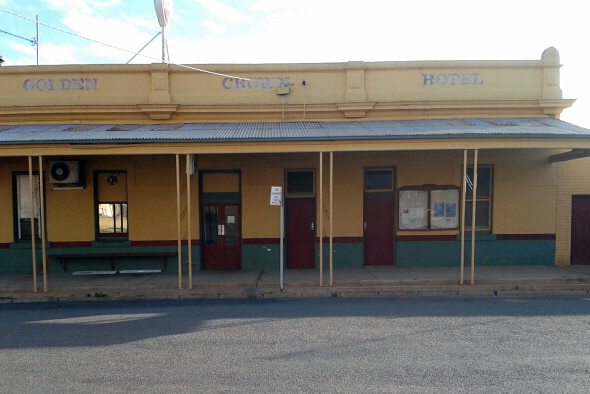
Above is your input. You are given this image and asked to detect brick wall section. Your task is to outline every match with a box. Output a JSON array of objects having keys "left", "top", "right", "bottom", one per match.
[{"left": 555, "top": 157, "right": 590, "bottom": 266}]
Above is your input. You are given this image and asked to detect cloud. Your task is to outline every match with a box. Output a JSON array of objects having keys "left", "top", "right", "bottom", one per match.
[
  {"left": 192, "top": 0, "right": 248, "bottom": 36},
  {"left": 14, "top": 0, "right": 157, "bottom": 64}
]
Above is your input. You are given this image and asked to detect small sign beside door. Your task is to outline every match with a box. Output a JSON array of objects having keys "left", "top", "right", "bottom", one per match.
[{"left": 270, "top": 186, "right": 283, "bottom": 206}]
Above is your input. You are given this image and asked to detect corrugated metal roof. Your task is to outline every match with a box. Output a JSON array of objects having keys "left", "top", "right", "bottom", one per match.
[{"left": 0, "top": 119, "right": 589, "bottom": 145}]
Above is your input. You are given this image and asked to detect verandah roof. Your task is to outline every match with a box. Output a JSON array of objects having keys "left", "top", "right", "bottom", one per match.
[{"left": 1, "top": 118, "right": 589, "bottom": 145}]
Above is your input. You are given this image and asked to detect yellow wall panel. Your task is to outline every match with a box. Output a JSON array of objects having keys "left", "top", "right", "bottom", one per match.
[
  {"left": 493, "top": 185, "right": 556, "bottom": 233},
  {"left": 135, "top": 155, "right": 177, "bottom": 186},
  {"left": 129, "top": 186, "right": 179, "bottom": 240},
  {"left": 202, "top": 173, "right": 240, "bottom": 193},
  {"left": 45, "top": 187, "right": 95, "bottom": 242},
  {"left": 242, "top": 185, "right": 281, "bottom": 238},
  {"left": 96, "top": 172, "right": 127, "bottom": 201}
]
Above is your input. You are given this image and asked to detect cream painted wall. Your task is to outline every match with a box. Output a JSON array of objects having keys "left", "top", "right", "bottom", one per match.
[
  {"left": 0, "top": 67, "right": 150, "bottom": 108},
  {"left": 0, "top": 48, "right": 569, "bottom": 124},
  {"left": 365, "top": 66, "right": 542, "bottom": 103}
]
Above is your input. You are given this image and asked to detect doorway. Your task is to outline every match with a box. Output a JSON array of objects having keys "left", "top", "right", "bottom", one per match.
[
  {"left": 285, "top": 170, "right": 316, "bottom": 269},
  {"left": 286, "top": 198, "right": 316, "bottom": 269},
  {"left": 202, "top": 203, "right": 241, "bottom": 270},
  {"left": 363, "top": 168, "right": 395, "bottom": 265},
  {"left": 571, "top": 195, "right": 590, "bottom": 265},
  {"left": 200, "top": 171, "right": 241, "bottom": 270}
]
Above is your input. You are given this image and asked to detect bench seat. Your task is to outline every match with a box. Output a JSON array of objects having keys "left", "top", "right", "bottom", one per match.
[{"left": 47, "top": 249, "right": 177, "bottom": 272}]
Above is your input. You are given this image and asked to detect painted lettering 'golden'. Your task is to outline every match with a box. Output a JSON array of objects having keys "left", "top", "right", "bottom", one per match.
[{"left": 23, "top": 78, "right": 98, "bottom": 92}]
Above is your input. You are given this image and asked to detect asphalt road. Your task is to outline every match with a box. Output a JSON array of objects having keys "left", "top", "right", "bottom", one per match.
[{"left": 1, "top": 296, "right": 589, "bottom": 393}]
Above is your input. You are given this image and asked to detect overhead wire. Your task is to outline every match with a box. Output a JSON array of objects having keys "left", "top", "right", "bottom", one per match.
[{"left": 0, "top": 7, "right": 250, "bottom": 81}]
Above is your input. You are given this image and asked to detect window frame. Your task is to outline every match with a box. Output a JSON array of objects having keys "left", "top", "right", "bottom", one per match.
[
  {"left": 285, "top": 169, "right": 315, "bottom": 198},
  {"left": 97, "top": 202, "right": 128, "bottom": 236},
  {"left": 398, "top": 185, "right": 460, "bottom": 230},
  {"left": 95, "top": 171, "right": 128, "bottom": 239},
  {"left": 364, "top": 168, "right": 394, "bottom": 192},
  {"left": 464, "top": 165, "right": 493, "bottom": 231},
  {"left": 13, "top": 172, "right": 44, "bottom": 241}
]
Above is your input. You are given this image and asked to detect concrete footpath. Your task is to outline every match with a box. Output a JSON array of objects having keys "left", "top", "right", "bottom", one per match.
[{"left": 1, "top": 265, "right": 590, "bottom": 303}]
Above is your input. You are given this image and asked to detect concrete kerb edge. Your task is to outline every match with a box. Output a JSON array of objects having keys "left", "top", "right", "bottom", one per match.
[{"left": 2, "top": 280, "right": 589, "bottom": 303}]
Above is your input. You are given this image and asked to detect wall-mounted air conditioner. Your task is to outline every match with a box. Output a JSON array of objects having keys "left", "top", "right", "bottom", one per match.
[{"left": 49, "top": 161, "right": 81, "bottom": 184}]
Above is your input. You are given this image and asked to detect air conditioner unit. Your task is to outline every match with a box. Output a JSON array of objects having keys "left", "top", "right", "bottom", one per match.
[{"left": 49, "top": 161, "right": 81, "bottom": 184}]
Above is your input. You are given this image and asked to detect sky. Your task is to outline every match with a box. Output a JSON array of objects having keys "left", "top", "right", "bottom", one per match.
[{"left": 1, "top": 0, "right": 589, "bottom": 128}]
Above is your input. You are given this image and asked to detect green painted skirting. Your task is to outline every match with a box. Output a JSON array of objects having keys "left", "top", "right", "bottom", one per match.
[
  {"left": 0, "top": 245, "right": 200, "bottom": 274},
  {"left": 396, "top": 240, "right": 555, "bottom": 266},
  {"left": 242, "top": 243, "right": 364, "bottom": 271},
  {"left": 242, "top": 244, "right": 280, "bottom": 271},
  {"left": 320, "top": 243, "right": 364, "bottom": 269},
  {"left": 0, "top": 240, "right": 556, "bottom": 274}
]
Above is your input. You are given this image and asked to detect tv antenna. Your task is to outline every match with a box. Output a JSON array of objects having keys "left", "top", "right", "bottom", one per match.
[{"left": 0, "top": 14, "right": 39, "bottom": 65}]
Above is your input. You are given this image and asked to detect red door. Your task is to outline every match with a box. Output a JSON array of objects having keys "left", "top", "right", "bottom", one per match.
[
  {"left": 571, "top": 195, "right": 590, "bottom": 265},
  {"left": 202, "top": 203, "right": 241, "bottom": 270},
  {"left": 364, "top": 195, "right": 394, "bottom": 265},
  {"left": 286, "top": 198, "right": 315, "bottom": 269}
]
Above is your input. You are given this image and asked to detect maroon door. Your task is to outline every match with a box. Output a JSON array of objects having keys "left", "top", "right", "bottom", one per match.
[
  {"left": 364, "top": 195, "right": 394, "bottom": 265},
  {"left": 286, "top": 198, "right": 315, "bottom": 269},
  {"left": 571, "top": 195, "right": 590, "bottom": 265},
  {"left": 202, "top": 203, "right": 241, "bottom": 270}
]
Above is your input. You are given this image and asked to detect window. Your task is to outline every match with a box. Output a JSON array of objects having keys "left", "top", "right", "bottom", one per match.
[
  {"left": 98, "top": 203, "right": 128, "bottom": 234},
  {"left": 96, "top": 172, "right": 128, "bottom": 237},
  {"left": 285, "top": 170, "right": 315, "bottom": 197},
  {"left": 365, "top": 169, "right": 393, "bottom": 191},
  {"left": 464, "top": 165, "right": 493, "bottom": 230},
  {"left": 14, "top": 173, "right": 42, "bottom": 240}
]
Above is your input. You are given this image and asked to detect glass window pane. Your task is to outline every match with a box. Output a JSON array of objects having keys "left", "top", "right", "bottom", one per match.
[
  {"left": 16, "top": 175, "right": 41, "bottom": 240},
  {"left": 365, "top": 170, "right": 393, "bottom": 191},
  {"left": 225, "top": 206, "right": 239, "bottom": 246},
  {"left": 286, "top": 171, "right": 314, "bottom": 196},
  {"left": 204, "top": 205, "right": 218, "bottom": 245},
  {"left": 116, "top": 203, "right": 128, "bottom": 233},
  {"left": 465, "top": 167, "right": 491, "bottom": 198},
  {"left": 475, "top": 168, "right": 491, "bottom": 198},
  {"left": 99, "top": 203, "right": 127, "bottom": 234},
  {"left": 464, "top": 201, "right": 490, "bottom": 229}
]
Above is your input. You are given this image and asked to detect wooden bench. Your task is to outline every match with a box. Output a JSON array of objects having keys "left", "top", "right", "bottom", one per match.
[{"left": 47, "top": 249, "right": 177, "bottom": 272}]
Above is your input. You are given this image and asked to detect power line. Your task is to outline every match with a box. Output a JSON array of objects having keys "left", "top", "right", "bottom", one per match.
[
  {"left": 0, "top": 28, "right": 37, "bottom": 46},
  {"left": 0, "top": 7, "right": 250, "bottom": 81},
  {"left": 0, "top": 7, "right": 147, "bottom": 59}
]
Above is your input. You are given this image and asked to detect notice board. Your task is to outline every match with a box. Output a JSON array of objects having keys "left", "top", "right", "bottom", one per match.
[{"left": 399, "top": 186, "right": 459, "bottom": 230}]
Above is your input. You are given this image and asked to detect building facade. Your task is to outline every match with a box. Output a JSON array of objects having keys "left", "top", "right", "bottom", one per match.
[{"left": 1, "top": 47, "right": 589, "bottom": 282}]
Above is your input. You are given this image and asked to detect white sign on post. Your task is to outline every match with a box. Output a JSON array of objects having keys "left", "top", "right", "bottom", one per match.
[
  {"left": 270, "top": 186, "right": 283, "bottom": 206},
  {"left": 270, "top": 186, "right": 285, "bottom": 291}
]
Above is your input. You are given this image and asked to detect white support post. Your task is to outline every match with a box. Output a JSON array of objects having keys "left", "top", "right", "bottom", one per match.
[
  {"left": 470, "top": 149, "right": 479, "bottom": 285},
  {"left": 319, "top": 152, "right": 323, "bottom": 286},
  {"left": 176, "top": 154, "right": 182, "bottom": 289},
  {"left": 329, "top": 152, "right": 334, "bottom": 287},
  {"left": 460, "top": 150, "right": 467, "bottom": 284},
  {"left": 38, "top": 156, "right": 47, "bottom": 292},
  {"left": 28, "top": 157, "right": 37, "bottom": 292},
  {"left": 280, "top": 201, "right": 284, "bottom": 291},
  {"left": 186, "top": 155, "right": 192, "bottom": 289}
]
